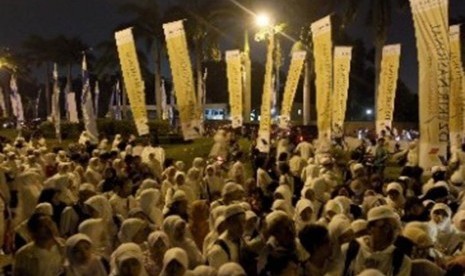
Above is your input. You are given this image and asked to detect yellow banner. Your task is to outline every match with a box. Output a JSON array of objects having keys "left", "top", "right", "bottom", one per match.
[
  {"left": 280, "top": 51, "right": 306, "bottom": 129},
  {"left": 410, "top": 0, "right": 449, "bottom": 169},
  {"left": 115, "top": 28, "right": 149, "bottom": 136},
  {"left": 163, "top": 20, "right": 202, "bottom": 140},
  {"left": 449, "top": 25, "right": 463, "bottom": 149},
  {"left": 332, "top": 47, "right": 352, "bottom": 131},
  {"left": 256, "top": 35, "right": 275, "bottom": 153},
  {"left": 226, "top": 50, "right": 243, "bottom": 128},
  {"left": 312, "top": 16, "right": 333, "bottom": 140},
  {"left": 376, "top": 44, "right": 401, "bottom": 135}
]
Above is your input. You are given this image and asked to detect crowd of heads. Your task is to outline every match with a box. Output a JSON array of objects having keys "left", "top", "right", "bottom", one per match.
[{"left": 0, "top": 127, "right": 464, "bottom": 275}]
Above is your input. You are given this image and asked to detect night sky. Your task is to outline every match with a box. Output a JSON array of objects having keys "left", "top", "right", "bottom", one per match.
[{"left": 0, "top": 0, "right": 464, "bottom": 94}]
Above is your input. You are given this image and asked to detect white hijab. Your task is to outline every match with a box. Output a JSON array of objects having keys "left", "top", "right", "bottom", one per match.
[
  {"left": 159, "top": 247, "right": 189, "bottom": 276},
  {"left": 118, "top": 218, "right": 147, "bottom": 244},
  {"left": 110, "top": 243, "right": 148, "bottom": 276}
]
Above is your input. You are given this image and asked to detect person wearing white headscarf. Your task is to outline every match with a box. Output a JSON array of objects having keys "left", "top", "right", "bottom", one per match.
[
  {"left": 162, "top": 215, "right": 204, "bottom": 268},
  {"left": 78, "top": 218, "right": 112, "bottom": 259},
  {"left": 204, "top": 206, "right": 227, "bottom": 253},
  {"left": 112, "top": 134, "right": 123, "bottom": 150},
  {"left": 110, "top": 243, "right": 148, "bottom": 276},
  {"left": 143, "top": 231, "right": 170, "bottom": 276},
  {"left": 145, "top": 153, "right": 163, "bottom": 181},
  {"left": 85, "top": 157, "right": 102, "bottom": 186},
  {"left": 60, "top": 184, "right": 96, "bottom": 236},
  {"left": 385, "top": 182, "right": 406, "bottom": 216},
  {"left": 328, "top": 214, "right": 354, "bottom": 265},
  {"left": 118, "top": 218, "right": 150, "bottom": 247},
  {"left": 15, "top": 170, "right": 43, "bottom": 225},
  {"left": 310, "top": 177, "right": 331, "bottom": 217},
  {"left": 294, "top": 199, "right": 315, "bottom": 232},
  {"left": 192, "top": 265, "right": 217, "bottom": 276},
  {"left": 317, "top": 199, "right": 343, "bottom": 226},
  {"left": 137, "top": 188, "right": 163, "bottom": 228},
  {"left": 203, "top": 165, "right": 224, "bottom": 201},
  {"left": 428, "top": 203, "right": 456, "bottom": 254},
  {"left": 64, "top": 233, "right": 108, "bottom": 276},
  {"left": 165, "top": 172, "right": 195, "bottom": 205},
  {"left": 218, "top": 262, "right": 246, "bottom": 276},
  {"left": 274, "top": 185, "right": 294, "bottom": 212},
  {"left": 159, "top": 247, "right": 189, "bottom": 276},
  {"left": 186, "top": 167, "right": 203, "bottom": 200},
  {"left": 271, "top": 199, "right": 294, "bottom": 217},
  {"left": 301, "top": 158, "right": 320, "bottom": 185}
]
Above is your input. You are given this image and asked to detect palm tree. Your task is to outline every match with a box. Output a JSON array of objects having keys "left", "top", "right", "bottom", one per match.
[
  {"left": 22, "top": 35, "right": 54, "bottom": 116},
  {"left": 119, "top": 0, "right": 165, "bottom": 120}
]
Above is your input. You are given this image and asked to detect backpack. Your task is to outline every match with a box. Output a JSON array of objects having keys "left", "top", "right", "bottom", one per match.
[{"left": 343, "top": 240, "right": 404, "bottom": 276}]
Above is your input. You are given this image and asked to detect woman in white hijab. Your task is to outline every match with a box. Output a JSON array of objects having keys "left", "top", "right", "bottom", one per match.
[
  {"left": 15, "top": 170, "right": 43, "bottom": 225},
  {"left": 218, "top": 262, "right": 246, "bottom": 276},
  {"left": 317, "top": 199, "right": 343, "bottom": 226},
  {"left": 64, "top": 233, "right": 108, "bottom": 276},
  {"left": 186, "top": 167, "right": 203, "bottom": 200},
  {"left": 385, "top": 182, "right": 406, "bottom": 216},
  {"left": 271, "top": 199, "right": 294, "bottom": 217},
  {"left": 110, "top": 243, "right": 148, "bottom": 276},
  {"left": 162, "top": 215, "right": 204, "bottom": 268},
  {"left": 428, "top": 203, "right": 457, "bottom": 255},
  {"left": 192, "top": 265, "right": 217, "bottom": 276},
  {"left": 294, "top": 199, "right": 315, "bottom": 232},
  {"left": 79, "top": 218, "right": 113, "bottom": 259},
  {"left": 137, "top": 188, "right": 163, "bottom": 228},
  {"left": 328, "top": 214, "right": 354, "bottom": 261},
  {"left": 159, "top": 247, "right": 189, "bottom": 276},
  {"left": 85, "top": 157, "right": 102, "bottom": 187},
  {"left": 143, "top": 231, "right": 170, "bottom": 276},
  {"left": 118, "top": 218, "right": 150, "bottom": 248}
]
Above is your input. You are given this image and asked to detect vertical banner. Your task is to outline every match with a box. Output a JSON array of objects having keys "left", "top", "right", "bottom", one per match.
[
  {"left": 161, "top": 79, "right": 169, "bottom": 120},
  {"left": 410, "top": 0, "right": 450, "bottom": 169},
  {"left": 375, "top": 44, "right": 401, "bottom": 136},
  {"left": 449, "top": 25, "right": 463, "bottom": 149},
  {"left": 115, "top": 28, "right": 150, "bottom": 136},
  {"left": 163, "top": 20, "right": 203, "bottom": 140},
  {"left": 10, "top": 75, "right": 24, "bottom": 123},
  {"left": 226, "top": 50, "right": 243, "bottom": 128},
  {"left": 67, "top": 92, "right": 79, "bottom": 123},
  {"left": 280, "top": 51, "right": 306, "bottom": 129},
  {"left": 256, "top": 34, "right": 275, "bottom": 153},
  {"left": 115, "top": 81, "right": 122, "bottom": 120},
  {"left": 332, "top": 47, "right": 352, "bottom": 132},
  {"left": 0, "top": 87, "right": 6, "bottom": 117},
  {"left": 81, "top": 56, "right": 99, "bottom": 142},
  {"left": 94, "top": 81, "right": 100, "bottom": 117},
  {"left": 311, "top": 16, "right": 333, "bottom": 140},
  {"left": 52, "top": 64, "right": 61, "bottom": 140}
]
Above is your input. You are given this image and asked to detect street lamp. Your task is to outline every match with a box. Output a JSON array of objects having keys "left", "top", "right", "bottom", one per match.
[{"left": 256, "top": 13, "right": 272, "bottom": 28}]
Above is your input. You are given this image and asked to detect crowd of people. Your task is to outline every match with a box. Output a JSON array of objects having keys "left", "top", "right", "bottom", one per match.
[{"left": 0, "top": 127, "right": 464, "bottom": 276}]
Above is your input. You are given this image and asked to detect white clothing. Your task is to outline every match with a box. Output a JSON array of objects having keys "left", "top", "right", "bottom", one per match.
[
  {"left": 14, "top": 242, "right": 65, "bottom": 276},
  {"left": 109, "top": 194, "right": 138, "bottom": 219},
  {"left": 295, "top": 141, "right": 314, "bottom": 160}
]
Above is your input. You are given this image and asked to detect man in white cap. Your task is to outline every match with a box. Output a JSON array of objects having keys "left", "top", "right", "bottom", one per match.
[
  {"left": 339, "top": 205, "right": 411, "bottom": 276},
  {"left": 207, "top": 204, "right": 246, "bottom": 269}
]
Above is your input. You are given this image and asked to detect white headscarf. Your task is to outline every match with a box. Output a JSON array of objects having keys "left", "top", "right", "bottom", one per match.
[
  {"left": 218, "top": 262, "right": 246, "bottom": 276},
  {"left": 453, "top": 210, "right": 465, "bottom": 233},
  {"left": 159, "top": 247, "right": 189, "bottom": 276},
  {"left": 271, "top": 199, "right": 294, "bottom": 217},
  {"left": 137, "top": 188, "right": 163, "bottom": 226},
  {"left": 65, "top": 233, "right": 107, "bottom": 276},
  {"left": 192, "top": 265, "right": 217, "bottom": 276},
  {"left": 110, "top": 243, "right": 148, "bottom": 276},
  {"left": 118, "top": 218, "right": 147, "bottom": 244},
  {"left": 163, "top": 215, "right": 187, "bottom": 246},
  {"left": 429, "top": 203, "right": 452, "bottom": 233},
  {"left": 34, "top": 202, "right": 53, "bottom": 216},
  {"left": 294, "top": 199, "right": 314, "bottom": 232},
  {"left": 148, "top": 231, "right": 170, "bottom": 249},
  {"left": 78, "top": 218, "right": 109, "bottom": 258},
  {"left": 85, "top": 195, "right": 113, "bottom": 221}
]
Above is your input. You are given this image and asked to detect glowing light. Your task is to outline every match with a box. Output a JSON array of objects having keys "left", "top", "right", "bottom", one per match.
[
  {"left": 365, "top": 109, "right": 373, "bottom": 115},
  {"left": 256, "top": 13, "right": 271, "bottom": 27}
]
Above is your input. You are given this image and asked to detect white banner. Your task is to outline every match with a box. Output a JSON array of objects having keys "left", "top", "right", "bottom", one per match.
[
  {"left": 376, "top": 44, "right": 401, "bottom": 136},
  {"left": 410, "top": 0, "right": 450, "bottom": 169},
  {"left": 67, "top": 92, "right": 79, "bottom": 123},
  {"left": 94, "top": 81, "right": 100, "bottom": 117},
  {"left": 81, "top": 55, "right": 99, "bottom": 142},
  {"left": 449, "top": 25, "right": 463, "bottom": 149},
  {"left": 332, "top": 47, "right": 352, "bottom": 131},
  {"left": 226, "top": 50, "right": 243, "bottom": 128},
  {"left": 10, "top": 75, "right": 24, "bottom": 123},
  {"left": 161, "top": 79, "right": 169, "bottom": 120},
  {"left": 312, "top": 16, "right": 333, "bottom": 140},
  {"left": 163, "top": 21, "right": 203, "bottom": 140},
  {"left": 0, "top": 87, "right": 6, "bottom": 117},
  {"left": 52, "top": 64, "right": 61, "bottom": 140}
]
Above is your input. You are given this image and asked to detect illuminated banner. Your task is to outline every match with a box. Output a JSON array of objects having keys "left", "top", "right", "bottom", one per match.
[
  {"left": 9, "top": 75, "right": 24, "bottom": 123},
  {"left": 376, "top": 44, "right": 401, "bottom": 135},
  {"left": 0, "top": 87, "right": 6, "bottom": 117},
  {"left": 256, "top": 35, "right": 275, "bottom": 153},
  {"left": 81, "top": 56, "right": 98, "bottom": 142},
  {"left": 332, "top": 47, "right": 352, "bottom": 131},
  {"left": 226, "top": 50, "right": 243, "bottom": 128},
  {"left": 67, "top": 92, "right": 79, "bottom": 123},
  {"left": 410, "top": 0, "right": 450, "bottom": 169},
  {"left": 163, "top": 20, "right": 202, "bottom": 140},
  {"left": 52, "top": 64, "right": 61, "bottom": 140},
  {"left": 311, "top": 16, "right": 333, "bottom": 140},
  {"left": 115, "top": 28, "right": 150, "bottom": 136},
  {"left": 449, "top": 25, "right": 463, "bottom": 149},
  {"left": 280, "top": 51, "right": 306, "bottom": 129}
]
